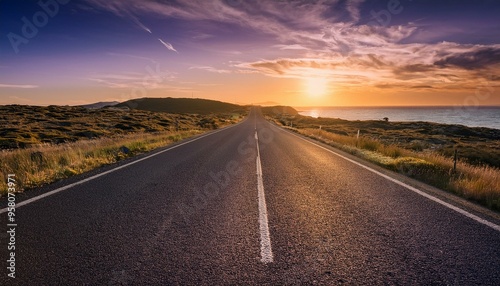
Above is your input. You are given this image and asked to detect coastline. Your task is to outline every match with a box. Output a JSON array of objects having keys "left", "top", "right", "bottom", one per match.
[{"left": 296, "top": 106, "right": 500, "bottom": 130}]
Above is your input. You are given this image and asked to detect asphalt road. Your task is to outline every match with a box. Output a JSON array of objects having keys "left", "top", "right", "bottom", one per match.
[{"left": 1, "top": 108, "right": 499, "bottom": 285}]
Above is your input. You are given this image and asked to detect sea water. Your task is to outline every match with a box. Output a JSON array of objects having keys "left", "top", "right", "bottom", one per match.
[{"left": 297, "top": 106, "right": 500, "bottom": 130}]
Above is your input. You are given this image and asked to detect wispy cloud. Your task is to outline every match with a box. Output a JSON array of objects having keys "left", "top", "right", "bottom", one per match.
[
  {"left": 237, "top": 58, "right": 340, "bottom": 76},
  {"left": 434, "top": 47, "right": 500, "bottom": 70},
  {"left": 131, "top": 15, "right": 152, "bottom": 33},
  {"left": 87, "top": 71, "right": 175, "bottom": 89},
  {"left": 189, "top": 66, "right": 230, "bottom": 74},
  {"left": 87, "top": 73, "right": 145, "bottom": 89},
  {"left": 158, "top": 39, "right": 178, "bottom": 53},
  {"left": 85, "top": 0, "right": 500, "bottom": 92},
  {"left": 0, "top": 84, "right": 38, "bottom": 89},
  {"left": 273, "top": 44, "right": 309, "bottom": 51},
  {"left": 84, "top": 0, "right": 341, "bottom": 44},
  {"left": 237, "top": 42, "right": 500, "bottom": 90}
]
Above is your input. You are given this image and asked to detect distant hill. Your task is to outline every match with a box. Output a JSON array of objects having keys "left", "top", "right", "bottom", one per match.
[
  {"left": 260, "top": 105, "right": 299, "bottom": 116},
  {"left": 79, "top": 101, "right": 120, "bottom": 109},
  {"left": 116, "top": 97, "right": 242, "bottom": 114},
  {"left": 255, "top": 101, "right": 281, "bottom": 106}
]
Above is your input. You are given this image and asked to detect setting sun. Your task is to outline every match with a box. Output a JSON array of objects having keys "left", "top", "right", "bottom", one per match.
[{"left": 305, "top": 77, "right": 329, "bottom": 98}]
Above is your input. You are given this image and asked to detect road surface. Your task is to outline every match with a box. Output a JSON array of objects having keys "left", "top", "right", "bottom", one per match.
[{"left": 1, "top": 108, "right": 499, "bottom": 285}]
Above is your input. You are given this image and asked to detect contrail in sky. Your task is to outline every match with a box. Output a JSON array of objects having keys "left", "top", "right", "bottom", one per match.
[{"left": 158, "top": 38, "right": 178, "bottom": 53}]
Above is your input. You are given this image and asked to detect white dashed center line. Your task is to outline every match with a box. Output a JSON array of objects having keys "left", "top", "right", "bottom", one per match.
[{"left": 255, "top": 130, "right": 274, "bottom": 264}]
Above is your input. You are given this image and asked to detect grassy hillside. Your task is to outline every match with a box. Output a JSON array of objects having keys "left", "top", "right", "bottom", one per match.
[
  {"left": 0, "top": 104, "right": 244, "bottom": 149},
  {"left": 78, "top": 101, "right": 120, "bottom": 109},
  {"left": 116, "top": 97, "right": 244, "bottom": 114},
  {"left": 260, "top": 105, "right": 299, "bottom": 116}
]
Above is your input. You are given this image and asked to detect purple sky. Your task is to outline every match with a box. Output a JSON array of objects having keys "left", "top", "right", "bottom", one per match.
[{"left": 1, "top": 0, "right": 499, "bottom": 106}]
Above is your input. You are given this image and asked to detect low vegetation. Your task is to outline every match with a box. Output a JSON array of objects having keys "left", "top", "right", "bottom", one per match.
[
  {"left": 264, "top": 108, "right": 500, "bottom": 211},
  {"left": 0, "top": 103, "right": 246, "bottom": 195},
  {"left": 0, "top": 104, "right": 243, "bottom": 149}
]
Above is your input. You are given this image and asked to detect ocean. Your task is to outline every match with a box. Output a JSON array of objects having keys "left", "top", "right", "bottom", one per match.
[{"left": 297, "top": 106, "right": 500, "bottom": 130}]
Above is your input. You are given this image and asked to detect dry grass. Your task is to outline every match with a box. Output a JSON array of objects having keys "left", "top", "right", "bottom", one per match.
[
  {"left": 298, "top": 128, "right": 500, "bottom": 210},
  {"left": 0, "top": 130, "right": 201, "bottom": 196},
  {"left": 0, "top": 105, "right": 245, "bottom": 149},
  {"left": 451, "top": 164, "right": 500, "bottom": 209}
]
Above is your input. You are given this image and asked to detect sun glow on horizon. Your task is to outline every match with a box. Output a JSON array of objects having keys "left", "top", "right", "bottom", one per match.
[{"left": 304, "top": 77, "right": 330, "bottom": 98}]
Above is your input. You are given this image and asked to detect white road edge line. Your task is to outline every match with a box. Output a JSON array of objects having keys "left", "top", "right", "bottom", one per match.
[
  {"left": 255, "top": 130, "right": 274, "bottom": 263},
  {"left": 0, "top": 123, "right": 242, "bottom": 214},
  {"left": 276, "top": 125, "right": 500, "bottom": 233}
]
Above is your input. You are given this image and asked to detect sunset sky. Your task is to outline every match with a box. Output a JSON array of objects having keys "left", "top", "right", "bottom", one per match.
[{"left": 1, "top": 0, "right": 499, "bottom": 106}]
